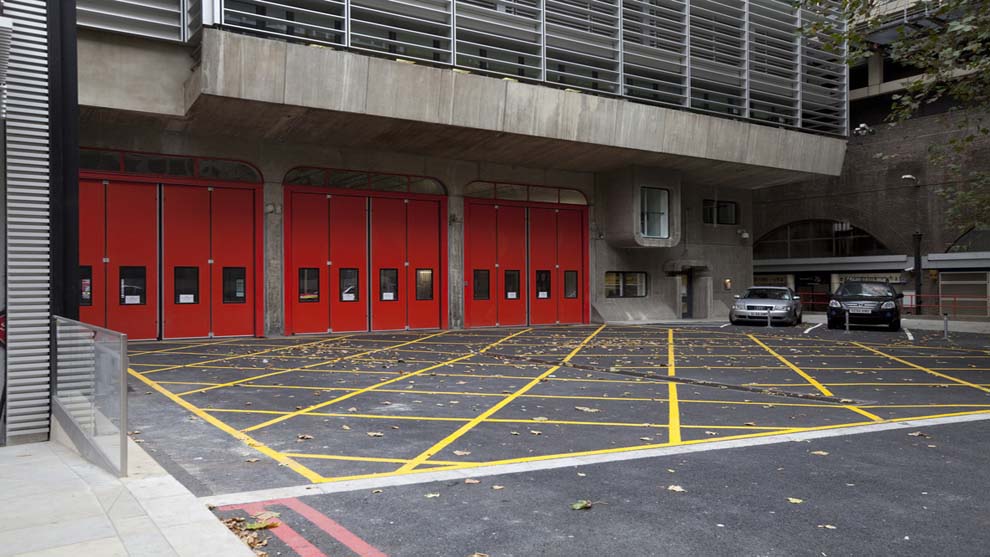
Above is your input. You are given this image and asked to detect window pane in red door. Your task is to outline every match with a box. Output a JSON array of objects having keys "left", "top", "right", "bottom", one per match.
[
  {"left": 473, "top": 270, "right": 490, "bottom": 300},
  {"left": 299, "top": 268, "right": 320, "bottom": 302},
  {"left": 81, "top": 266, "right": 93, "bottom": 306},
  {"left": 504, "top": 270, "right": 520, "bottom": 300},
  {"left": 339, "top": 268, "right": 360, "bottom": 302},
  {"left": 174, "top": 267, "right": 199, "bottom": 304},
  {"left": 120, "top": 267, "right": 147, "bottom": 305},
  {"left": 380, "top": 269, "right": 399, "bottom": 301},
  {"left": 564, "top": 271, "right": 578, "bottom": 299},
  {"left": 222, "top": 268, "right": 247, "bottom": 303},
  {"left": 535, "top": 270, "right": 551, "bottom": 299},
  {"left": 416, "top": 269, "right": 434, "bottom": 300}
]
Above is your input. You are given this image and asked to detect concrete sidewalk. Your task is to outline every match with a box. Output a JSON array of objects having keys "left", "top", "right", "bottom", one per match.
[
  {"left": 0, "top": 439, "right": 253, "bottom": 557},
  {"left": 802, "top": 312, "right": 990, "bottom": 334}
]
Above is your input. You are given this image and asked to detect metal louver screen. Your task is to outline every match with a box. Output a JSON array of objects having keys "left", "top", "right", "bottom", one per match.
[
  {"left": 5, "top": 0, "right": 52, "bottom": 442},
  {"left": 77, "top": 0, "right": 185, "bottom": 42}
]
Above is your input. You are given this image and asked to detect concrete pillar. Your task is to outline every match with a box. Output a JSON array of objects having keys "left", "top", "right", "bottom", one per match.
[
  {"left": 447, "top": 194, "right": 464, "bottom": 328},
  {"left": 263, "top": 181, "right": 284, "bottom": 336}
]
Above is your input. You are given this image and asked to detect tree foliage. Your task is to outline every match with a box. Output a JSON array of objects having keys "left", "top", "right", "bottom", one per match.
[{"left": 800, "top": 0, "right": 990, "bottom": 232}]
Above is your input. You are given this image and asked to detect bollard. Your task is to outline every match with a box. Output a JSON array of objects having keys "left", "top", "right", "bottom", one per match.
[
  {"left": 943, "top": 313, "right": 949, "bottom": 340},
  {"left": 767, "top": 310, "right": 772, "bottom": 328},
  {"left": 844, "top": 309, "right": 850, "bottom": 333}
]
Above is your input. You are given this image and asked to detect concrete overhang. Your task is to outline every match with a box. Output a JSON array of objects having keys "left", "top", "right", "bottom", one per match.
[
  {"left": 78, "top": 28, "right": 848, "bottom": 187},
  {"left": 923, "top": 252, "right": 990, "bottom": 270},
  {"left": 754, "top": 255, "right": 911, "bottom": 273}
]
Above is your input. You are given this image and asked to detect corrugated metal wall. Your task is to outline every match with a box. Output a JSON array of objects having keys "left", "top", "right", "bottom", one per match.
[{"left": 4, "top": 0, "right": 51, "bottom": 443}]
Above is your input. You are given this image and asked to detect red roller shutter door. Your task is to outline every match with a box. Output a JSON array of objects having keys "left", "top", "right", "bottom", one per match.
[
  {"left": 407, "top": 200, "right": 441, "bottom": 329},
  {"left": 106, "top": 183, "right": 158, "bottom": 340},
  {"left": 496, "top": 206, "right": 527, "bottom": 326},
  {"left": 371, "top": 198, "right": 407, "bottom": 331},
  {"left": 329, "top": 195, "right": 369, "bottom": 332},
  {"left": 212, "top": 188, "right": 257, "bottom": 337},
  {"left": 556, "top": 208, "right": 584, "bottom": 324},
  {"left": 465, "top": 203, "right": 497, "bottom": 327},
  {"left": 289, "top": 192, "right": 330, "bottom": 334},
  {"left": 162, "top": 186, "right": 211, "bottom": 338},
  {"left": 79, "top": 180, "right": 106, "bottom": 328}
]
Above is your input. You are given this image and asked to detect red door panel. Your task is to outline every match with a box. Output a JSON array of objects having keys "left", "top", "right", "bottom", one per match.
[
  {"left": 212, "top": 188, "right": 256, "bottom": 337},
  {"left": 407, "top": 200, "right": 441, "bottom": 329},
  {"left": 106, "top": 183, "right": 158, "bottom": 340},
  {"left": 329, "top": 195, "right": 369, "bottom": 332},
  {"left": 290, "top": 192, "right": 330, "bottom": 334},
  {"left": 162, "top": 186, "right": 211, "bottom": 338},
  {"left": 529, "top": 207, "right": 557, "bottom": 325},
  {"left": 464, "top": 202, "right": 497, "bottom": 327},
  {"left": 557, "top": 209, "right": 584, "bottom": 324},
  {"left": 496, "top": 206, "right": 527, "bottom": 326},
  {"left": 79, "top": 180, "right": 106, "bottom": 328},
  {"left": 371, "top": 197, "right": 407, "bottom": 331}
]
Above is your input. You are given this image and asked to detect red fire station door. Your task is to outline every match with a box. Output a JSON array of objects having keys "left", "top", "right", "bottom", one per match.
[
  {"left": 329, "top": 195, "right": 369, "bottom": 332},
  {"left": 163, "top": 186, "right": 211, "bottom": 338},
  {"left": 497, "top": 206, "right": 528, "bottom": 326},
  {"left": 465, "top": 203, "right": 497, "bottom": 327},
  {"left": 106, "top": 183, "right": 159, "bottom": 340},
  {"left": 556, "top": 209, "right": 584, "bottom": 324},
  {"left": 290, "top": 192, "right": 331, "bottom": 334},
  {"left": 407, "top": 200, "right": 441, "bottom": 329},
  {"left": 212, "top": 188, "right": 256, "bottom": 337},
  {"left": 371, "top": 198, "right": 407, "bottom": 331},
  {"left": 79, "top": 180, "right": 106, "bottom": 328},
  {"left": 528, "top": 207, "right": 558, "bottom": 325}
]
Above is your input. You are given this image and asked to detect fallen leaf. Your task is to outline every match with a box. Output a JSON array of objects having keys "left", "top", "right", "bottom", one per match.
[
  {"left": 577, "top": 473, "right": 586, "bottom": 477},
  {"left": 341, "top": 425, "right": 351, "bottom": 430},
  {"left": 347, "top": 407, "right": 358, "bottom": 412},
  {"left": 667, "top": 485, "right": 686, "bottom": 492},
  {"left": 372, "top": 489, "right": 383, "bottom": 494},
  {"left": 787, "top": 497, "right": 804, "bottom": 504},
  {"left": 245, "top": 458, "right": 260, "bottom": 463},
  {"left": 367, "top": 431, "right": 384, "bottom": 437},
  {"left": 817, "top": 524, "right": 837, "bottom": 530},
  {"left": 571, "top": 500, "right": 593, "bottom": 510},
  {"left": 743, "top": 422, "right": 757, "bottom": 427},
  {"left": 704, "top": 431, "right": 719, "bottom": 436},
  {"left": 464, "top": 479, "right": 481, "bottom": 484},
  {"left": 470, "top": 553, "right": 490, "bottom": 557},
  {"left": 425, "top": 493, "right": 440, "bottom": 498},
  {"left": 510, "top": 431, "right": 520, "bottom": 436},
  {"left": 245, "top": 521, "right": 279, "bottom": 530},
  {"left": 639, "top": 437, "right": 652, "bottom": 441},
  {"left": 453, "top": 450, "right": 472, "bottom": 456},
  {"left": 296, "top": 434, "right": 313, "bottom": 441},
  {"left": 492, "top": 485, "right": 505, "bottom": 490},
  {"left": 529, "top": 430, "right": 542, "bottom": 436},
  {"left": 533, "top": 416, "right": 549, "bottom": 422},
  {"left": 575, "top": 406, "right": 600, "bottom": 413},
  {"left": 253, "top": 511, "right": 280, "bottom": 522},
  {"left": 810, "top": 451, "right": 829, "bottom": 456},
  {"left": 908, "top": 431, "right": 930, "bottom": 438}
]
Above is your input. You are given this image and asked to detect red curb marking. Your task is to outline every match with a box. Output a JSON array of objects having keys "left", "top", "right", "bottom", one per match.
[{"left": 219, "top": 497, "right": 387, "bottom": 557}]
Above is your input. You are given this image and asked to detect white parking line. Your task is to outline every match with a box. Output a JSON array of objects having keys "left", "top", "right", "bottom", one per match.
[
  {"left": 720, "top": 323, "right": 731, "bottom": 328},
  {"left": 803, "top": 323, "right": 823, "bottom": 334},
  {"left": 904, "top": 328, "right": 914, "bottom": 341}
]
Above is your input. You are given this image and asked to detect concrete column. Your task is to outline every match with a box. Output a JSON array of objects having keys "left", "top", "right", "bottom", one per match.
[
  {"left": 447, "top": 194, "right": 464, "bottom": 328},
  {"left": 263, "top": 181, "right": 284, "bottom": 336}
]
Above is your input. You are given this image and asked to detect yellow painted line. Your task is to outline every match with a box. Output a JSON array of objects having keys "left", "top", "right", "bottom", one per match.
[
  {"left": 129, "top": 338, "right": 241, "bottom": 357},
  {"left": 749, "top": 382, "right": 990, "bottom": 388},
  {"left": 395, "top": 324, "right": 608, "bottom": 473},
  {"left": 749, "top": 334, "right": 883, "bottom": 422},
  {"left": 748, "top": 335, "right": 834, "bottom": 396},
  {"left": 241, "top": 328, "right": 534, "bottom": 433},
  {"left": 141, "top": 334, "right": 355, "bottom": 376},
  {"left": 129, "top": 369, "right": 324, "bottom": 483},
  {"left": 176, "top": 331, "right": 446, "bottom": 396},
  {"left": 667, "top": 328, "right": 681, "bottom": 444},
  {"left": 852, "top": 342, "right": 990, "bottom": 393},
  {"left": 281, "top": 452, "right": 462, "bottom": 466}
]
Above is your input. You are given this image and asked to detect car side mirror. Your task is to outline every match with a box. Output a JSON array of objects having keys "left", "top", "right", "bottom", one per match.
[
  {"left": 733, "top": 294, "right": 741, "bottom": 299},
  {"left": 793, "top": 295, "right": 801, "bottom": 301}
]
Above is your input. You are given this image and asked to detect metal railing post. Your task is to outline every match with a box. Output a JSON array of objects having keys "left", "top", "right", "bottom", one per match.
[
  {"left": 120, "top": 333, "right": 129, "bottom": 477},
  {"left": 844, "top": 309, "right": 850, "bottom": 333},
  {"left": 943, "top": 313, "right": 949, "bottom": 341},
  {"left": 766, "top": 310, "right": 772, "bottom": 328}
]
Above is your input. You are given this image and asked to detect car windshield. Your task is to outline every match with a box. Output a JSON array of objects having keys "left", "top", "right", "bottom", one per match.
[
  {"left": 836, "top": 283, "right": 896, "bottom": 297},
  {"left": 744, "top": 288, "right": 790, "bottom": 300}
]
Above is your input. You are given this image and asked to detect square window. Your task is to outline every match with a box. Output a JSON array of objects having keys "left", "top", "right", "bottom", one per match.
[
  {"left": 504, "top": 270, "right": 521, "bottom": 300},
  {"left": 416, "top": 269, "right": 434, "bottom": 301},
  {"left": 605, "top": 272, "right": 647, "bottom": 298},
  {"left": 380, "top": 268, "right": 399, "bottom": 301},
  {"left": 564, "top": 271, "right": 578, "bottom": 299},
  {"left": 223, "top": 267, "right": 247, "bottom": 304},
  {"left": 473, "top": 269, "right": 490, "bottom": 300},
  {"left": 536, "top": 270, "right": 551, "bottom": 299},
  {"left": 174, "top": 267, "right": 199, "bottom": 304},
  {"left": 703, "top": 199, "right": 739, "bottom": 225},
  {"left": 640, "top": 187, "right": 669, "bottom": 238},
  {"left": 80, "top": 266, "right": 93, "bottom": 307},
  {"left": 299, "top": 268, "right": 320, "bottom": 303},
  {"left": 340, "top": 268, "right": 360, "bottom": 302},
  {"left": 120, "top": 267, "right": 146, "bottom": 305}
]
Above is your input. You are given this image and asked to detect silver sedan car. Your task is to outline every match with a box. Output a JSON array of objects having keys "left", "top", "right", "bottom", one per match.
[{"left": 729, "top": 286, "right": 803, "bottom": 326}]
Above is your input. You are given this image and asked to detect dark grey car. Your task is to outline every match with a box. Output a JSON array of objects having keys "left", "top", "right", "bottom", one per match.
[{"left": 729, "top": 286, "right": 803, "bottom": 326}]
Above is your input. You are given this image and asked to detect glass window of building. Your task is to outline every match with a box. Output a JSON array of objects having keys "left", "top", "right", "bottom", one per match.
[
  {"left": 703, "top": 200, "right": 738, "bottom": 225},
  {"left": 605, "top": 272, "right": 648, "bottom": 298},
  {"left": 640, "top": 187, "right": 669, "bottom": 238}
]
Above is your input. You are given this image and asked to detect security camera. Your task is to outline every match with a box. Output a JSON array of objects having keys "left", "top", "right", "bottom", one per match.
[{"left": 901, "top": 174, "right": 917, "bottom": 182}]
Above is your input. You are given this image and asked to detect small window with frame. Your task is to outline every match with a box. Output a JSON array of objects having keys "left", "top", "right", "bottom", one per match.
[
  {"left": 340, "top": 268, "right": 360, "bottom": 302},
  {"left": 223, "top": 267, "right": 247, "bottom": 304},
  {"left": 174, "top": 267, "right": 199, "bottom": 304},
  {"left": 380, "top": 268, "right": 399, "bottom": 301},
  {"left": 564, "top": 271, "right": 578, "bottom": 299},
  {"left": 298, "top": 268, "right": 320, "bottom": 303},
  {"left": 504, "top": 270, "right": 521, "bottom": 300},
  {"left": 120, "top": 266, "right": 147, "bottom": 305},
  {"left": 80, "top": 266, "right": 93, "bottom": 306},
  {"left": 703, "top": 200, "right": 739, "bottom": 225},
  {"left": 605, "top": 271, "right": 648, "bottom": 298},
  {"left": 416, "top": 269, "right": 434, "bottom": 301},
  {"left": 536, "top": 270, "right": 551, "bottom": 299},
  {"left": 473, "top": 269, "right": 490, "bottom": 300}
]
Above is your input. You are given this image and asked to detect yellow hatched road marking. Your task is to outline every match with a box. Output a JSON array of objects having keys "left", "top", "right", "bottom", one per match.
[
  {"left": 852, "top": 342, "right": 990, "bottom": 393},
  {"left": 141, "top": 334, "right": 355, "bottom": 376},
  {"left": 281, "top": 452, "right": 463, "bottom": 466},
  {"left": 176, "top": 331, "right": 447, "bottom": 397},
  {"left": 129, "top": 338, "right": 242, "bottom": 357},
  {"left": 748, "top": 334, "right": 883, "bottom": 422},
  {"left": 240, "top": 328, "right": 534, "bottom": 433},
  {"left": 129, "top": 369, "right": 324, "bottom": 483},
  {"left": 667, "top": 328, "right": 681, "bottom": 444},
  {"left": 394, "top": 324, "right": 608, "bottom": 473}
]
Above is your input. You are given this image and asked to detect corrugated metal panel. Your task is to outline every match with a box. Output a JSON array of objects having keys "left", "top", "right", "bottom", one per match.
[
  {"left": 4, "top": 0, "right": 51, "bottom": 442},
  {"left": 77, "top": 0, "right": 185, "bottom": 42}
]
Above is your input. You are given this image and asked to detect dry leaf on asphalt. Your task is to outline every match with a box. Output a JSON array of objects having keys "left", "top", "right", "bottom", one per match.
[
  {"left": 817, "top": 524, "right": 837, "bottom": 530},
  {"left": 529, "top": 430, "right": 542, "bottom": 436},
  {"left": 575, "top": 406, "right": 600, "bottom": 413},
  {"left": 372, "top": 489, "right": 383, "bottom": 494},
  {"left": 908, "top": 431, "right": 930, "bottom": 438},
  {"left": 667, "top": 485, "right": 686, "bottom": 492},
  {"left": 296, "top": 434, "right": 313, "bottom": 441},
  {"left": 464, "top": 479, "right": 481, "bottom": 484},
  {"left": 470, "top": 553, "right": 490, "bottom": 557},
  {"left": 533, "top": 416, "right": 550, "bottom": 422},
  {"left": 245, "top": 458, "right": 260, "bottom": 463},
  {"left": 810, "top": 451, "right": 829, "bottom": 456},
  {"left": 492, "top": 485, "right": 505, "bottom": 490},
  {"left": 367, "top": 431, "right": 384, "bottom": 437},
  {"left": 341, "top": 425, "right": 351, "bottom": 430},
  {"left": 510, "top": 431, "right": 520, "bottom": 436},
  {"left": 425, "top": 493, "right": 440, "bottom": 498},
  {"left": 571, "top": 500, "right": 593, "bottom": 510},
  {"left": 453, "top": 450, "right": 472, "bottom": 456},
  {"left": 787, "top": 497, "right": 804, "bottom": 504},
  {"left": 704, "top": 431, "right": 719, "bottom": 436}
]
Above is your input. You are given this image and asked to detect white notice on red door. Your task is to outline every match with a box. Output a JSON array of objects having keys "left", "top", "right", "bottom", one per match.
[
  {"left": 124, "top": 295, "right": 141, "bottom": 305},
  {"left": 538, "top": 292, "right": 548, "bottom": 299}
]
